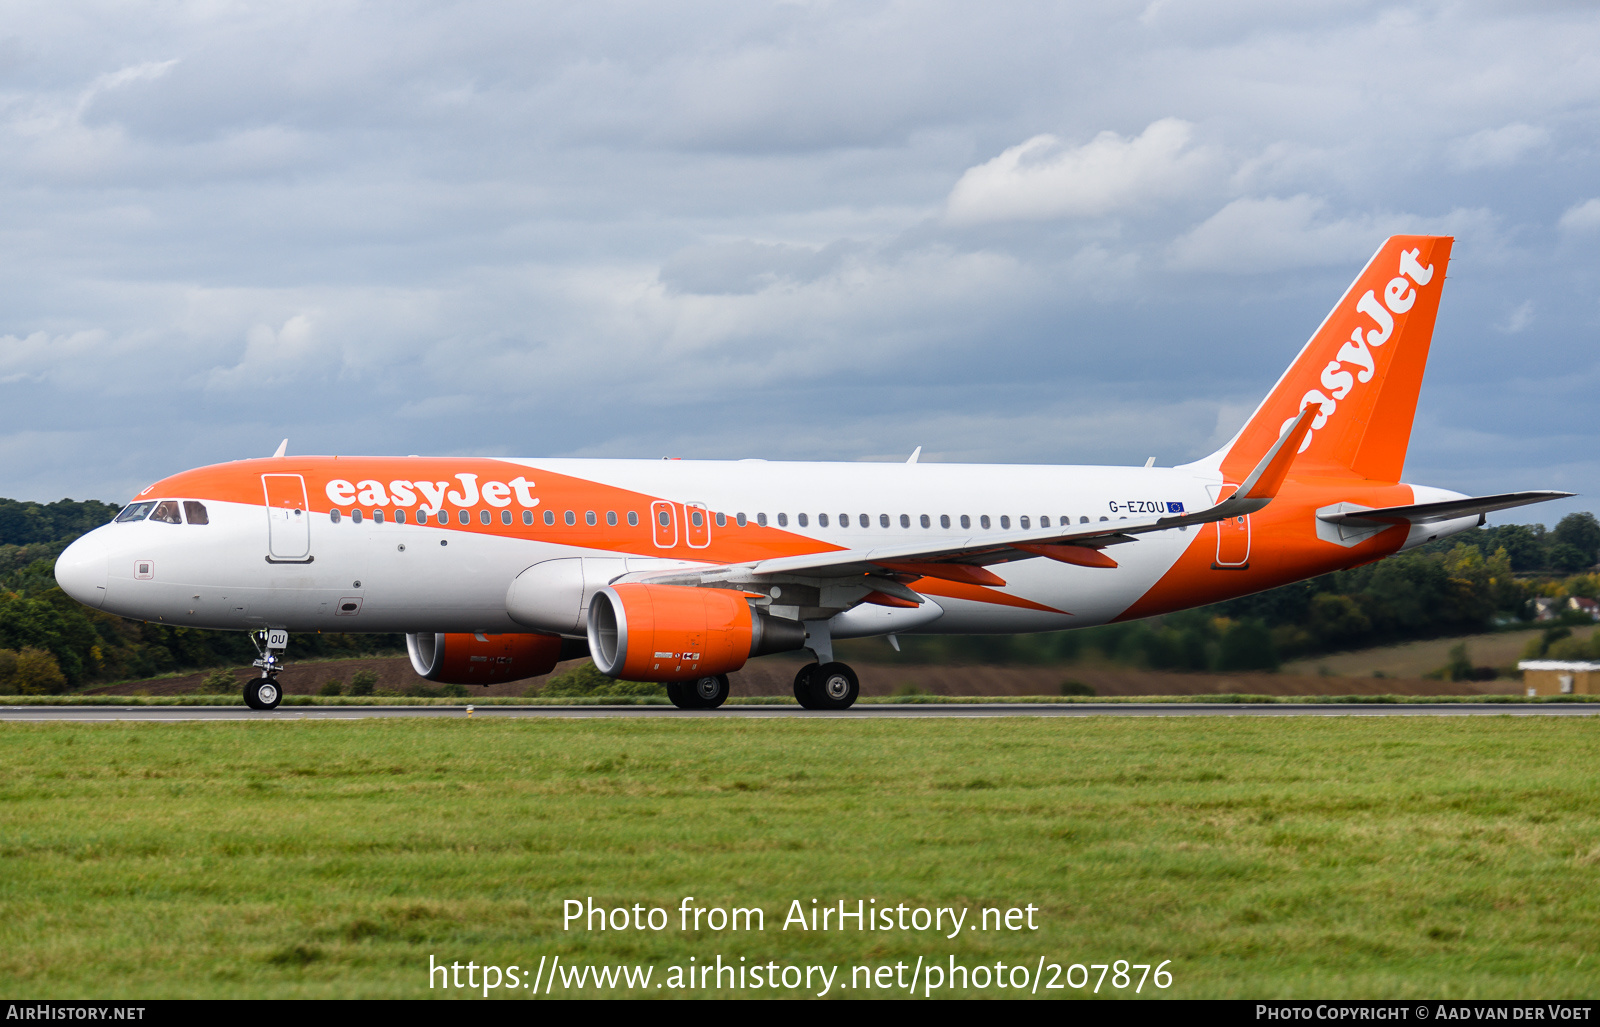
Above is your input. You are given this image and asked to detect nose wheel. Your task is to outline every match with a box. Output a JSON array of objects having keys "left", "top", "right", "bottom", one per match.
[
  {"left": 245, "top": 628, "right": 289, "bottom": 711},
  {"left": 244, "top": 676, "right": 282, "bottom": 710},
  {"left": 793, "top": 662, "right": 859, "bottom": 710}
]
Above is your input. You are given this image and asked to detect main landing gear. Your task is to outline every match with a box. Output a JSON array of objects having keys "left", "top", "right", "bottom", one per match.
[
  {"left": 245, "top": 628, "right": 288, "bottom": 711},
  {"left": 793, "top": 662, "right": 859, "bottom": 710},
  {"left": 667, "top": 674, "right": 730, "bottom": 710}
]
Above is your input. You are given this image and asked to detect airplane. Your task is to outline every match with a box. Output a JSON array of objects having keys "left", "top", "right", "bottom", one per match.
[{"left": 53, "top": 234, "right": 1568, "bottom": 711}]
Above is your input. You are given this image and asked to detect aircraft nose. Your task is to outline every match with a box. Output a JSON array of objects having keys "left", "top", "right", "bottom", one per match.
[{"left": 55, "top": 530, "right": 110, "bottom": 609}]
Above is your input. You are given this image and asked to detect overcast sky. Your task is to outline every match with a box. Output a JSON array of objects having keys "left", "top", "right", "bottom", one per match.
[{"left": 2, "top": 1, "right": 1598, "bottom": 523}]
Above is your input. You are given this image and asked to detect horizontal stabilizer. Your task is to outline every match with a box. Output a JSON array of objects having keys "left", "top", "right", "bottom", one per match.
[{"left": 1317, "top": 491, "right": 1574, "bottom": 528}]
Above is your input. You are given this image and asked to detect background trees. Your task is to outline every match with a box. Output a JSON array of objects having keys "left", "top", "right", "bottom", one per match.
[{"left": 5, "top": 496, "right": 1598, "bottom": 689}]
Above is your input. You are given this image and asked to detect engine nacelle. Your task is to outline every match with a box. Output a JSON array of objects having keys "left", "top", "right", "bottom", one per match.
[
  {"left": 406, "top": 631, "right": 564, "bottom": 685},
  {"left": 587, "top": 584, "right": 807, "bottom": 681}
]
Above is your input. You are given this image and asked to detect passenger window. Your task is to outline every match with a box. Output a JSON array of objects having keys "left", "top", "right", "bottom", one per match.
[
  {"left": 566, "top": 511, "right": 577, "bottom": 526},
  {"left": 736, "top": 513, "right": 747, "bottom": 527},
  {"left": 627, "top": 511, "right": 638, "bottom": 527},
  {"left": 1019, "top": 516, "right": 1029, "bottom": 529},
  {"left": 920, "top": 514, "right": 930, "bottom": 528},
  {"left": 481, "top": 510, "right": 492, "bottom": 525},
  {"left": 1039, "top": 516, "right": 1049, "bottom": 528},
  {"left": 757, "top": 513, "right": 767, "bottom": 527},
  {"left": 693, "top": 510, "right": 704, "bottom": 527},
  {"left": 544, "top": 510, "right": 555, "bottom": 525},
  {"left": 349, "top": 509, "right": 362, "bottom": 524},
  {"left": 841, "top": 513, "right": 850, "bottom": 527},
  {"left": 151, "top": 501, "right": 182, "bottom": 524},
  {"left": 523, "top": 510, "right": 534, "bottom": 525},
  {"left": 980, "top": 515, "right": 991, "bottom": 529},
  {"left": 458, "top": 510, "right": 470, "bottom": 525},
  {"left": 330, "top": 509, "right": 342, "bottom": 524},
  {"left": 501, "top": 510, "right": 512, "bottom": 525},
  {"left": 438, "top": 511, "right": 450, "bottom": 525},
  {"left": 859, "top": 514, "right": 870, "bottom": 528},
  {"left": 818, "top": 513, "right": 829, "bottom": 527},
  {"left": 607, "top": 511, "right": 618, "bottom": 526},
  {"left": 1099, "top": 516, "right": 1108, "bottom": 522},
  {"left": 182, "top": 501, "right": 209, "bottom": 525},
  {"left": 798, "top": 513, "right": 808, "bottom": 527},
  {"left": 1000, "top": 515, "right": 1010, "bottom": 529},
  {"left": 373, "top": 510, "right": 385, "bottom": 524},
  {"left": 586, "top": 511, "right": 597, "bottom": 526},
  {"left": 115, "top": 502, "right": 156, "bottom": 523},
  {"left": 715, "top": 512, "right": 726, "bottom": 527},
  {"left": 940, "top": 515, "right": 950, "bottom": 529},
  {"left": 959, "top": 515, "right": 970, "bottom": 529},
  {"left": 658, "top": 510, "right": 670, "bottom": 527},
  {"left": 396, "top": 510, "right": 406, "bottom": 524},
  {"left": 878, "top": 514, "right": 889, "bottom": 528},
  {"left": 900, "top": 514, "right": 910, "bottom": 528},
  {"left": 776, "top": 513, "right": 787, "bottom": 527}
]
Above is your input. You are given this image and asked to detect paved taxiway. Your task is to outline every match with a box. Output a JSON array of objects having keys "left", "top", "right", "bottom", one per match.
[{"left": 2, "top": 703, "right": 1597, "bottom": 721}]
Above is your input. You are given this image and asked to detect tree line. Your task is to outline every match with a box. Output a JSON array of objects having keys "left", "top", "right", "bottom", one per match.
[{"left": 3, "top": 496, "right": 1598, "bottom": 692}]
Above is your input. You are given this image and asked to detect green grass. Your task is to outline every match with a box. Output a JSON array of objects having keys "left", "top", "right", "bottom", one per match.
[{"left": 0, "top": 717, "right": 1596, "bottom": 998}]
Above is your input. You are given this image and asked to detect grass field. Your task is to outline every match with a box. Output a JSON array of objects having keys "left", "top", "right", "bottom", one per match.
[
  {"left": 1281, "top": 628, "right": 1548, "bottom": 679},
  {"left": 1, "top": 717, "right": 1597, "bottom": 999}
]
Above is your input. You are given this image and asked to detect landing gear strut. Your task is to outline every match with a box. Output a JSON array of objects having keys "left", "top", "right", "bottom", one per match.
[
  {"left": 667, "top": 674, "right": 730, "bottom": 710},
  {"left": 793, "top": 662, "right": 859, "bottom": 710},
  {"left": 245, "top": 628, "right": 287, "bottom": 710}
]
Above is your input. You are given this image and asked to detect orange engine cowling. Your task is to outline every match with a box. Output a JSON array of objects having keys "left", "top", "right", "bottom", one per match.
[
  {"left": 406, "top": 632, "right": 563, "bottom": 685},
  {"left": 586, "top": 583, "right": 807, "bottom": 681}
]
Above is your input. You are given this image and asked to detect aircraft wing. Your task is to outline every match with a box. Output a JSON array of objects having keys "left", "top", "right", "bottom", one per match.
[
  {"left": 1316, "top": 491, "right": 1573, "bottom": 528},
  {"left": 694, "top": 408, "right": 1321, "bottom": 587}
]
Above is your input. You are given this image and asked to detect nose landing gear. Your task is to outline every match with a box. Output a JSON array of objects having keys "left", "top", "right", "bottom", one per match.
[{"left": 245, "top": 628, "right": 288, "bottom": 710}]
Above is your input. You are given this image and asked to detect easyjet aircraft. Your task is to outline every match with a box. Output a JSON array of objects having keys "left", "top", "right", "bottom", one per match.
[{"left": 54, "top": 235, "right": 1566, "bottom": 710}]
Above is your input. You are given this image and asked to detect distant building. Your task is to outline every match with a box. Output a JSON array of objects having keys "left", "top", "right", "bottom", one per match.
[
  {"left": 1517, "top": 660, "right": 1600, "bottom": 696},
  {"left": 1532, "top": 596, "right": 1600, "bottom": 622}
]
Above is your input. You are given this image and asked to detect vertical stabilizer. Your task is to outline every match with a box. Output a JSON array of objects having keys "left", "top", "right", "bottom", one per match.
[{"left": 1214, "top": 235, "right": 1453, "bottom": 484}]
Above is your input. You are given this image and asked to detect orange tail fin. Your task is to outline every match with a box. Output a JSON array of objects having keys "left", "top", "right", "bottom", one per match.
[{"left": 1213, "top": 235, "right": 1453, "bottom": 484}]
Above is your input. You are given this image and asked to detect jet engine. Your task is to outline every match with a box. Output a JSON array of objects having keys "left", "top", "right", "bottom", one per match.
[
  {"left": 406, "top": 631, "right": 564, "bottom": 685},
  {"left": 586, "top": 584, "right": 807, "bottom": 681}
]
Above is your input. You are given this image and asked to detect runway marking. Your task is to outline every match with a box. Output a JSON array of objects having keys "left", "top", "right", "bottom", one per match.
[{"left": 1, "top": 703, "right": 1597, "bottom": 721}]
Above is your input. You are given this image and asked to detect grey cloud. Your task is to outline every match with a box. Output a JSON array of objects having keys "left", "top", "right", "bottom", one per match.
[{"left": 0, "top": 2, "right": 1597, "bottom": 506}]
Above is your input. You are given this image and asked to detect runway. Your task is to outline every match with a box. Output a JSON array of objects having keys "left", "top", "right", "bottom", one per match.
[{"left": 2, "top": 702, "right": 1597, "bottom": 721}]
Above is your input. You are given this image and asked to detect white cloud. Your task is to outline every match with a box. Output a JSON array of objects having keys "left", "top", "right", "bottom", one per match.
[
  {"left": 944, "top": 119, "right": 1217, "bottom": 224},
  {"left": 1168, "top": 195, "right": 1390, "bottom": 272},
  {"left": 1449, "top": 123, "right": 1549, "bottom": 170},
  {"left": 1498, "top": 300, "right": 1535, "bottom": 334},
  {"left": 1559, "top": 198, "right": 1600, "bottom": 233},
  {"left": 1167, "top": 196, "right": 1494, "bottom": 274},
  {"left": 204, "top": 314, "right": 319, "bottom": 391}
]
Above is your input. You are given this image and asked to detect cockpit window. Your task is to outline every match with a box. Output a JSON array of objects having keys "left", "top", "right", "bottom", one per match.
[
  {"left": 150, "top": 501, "right": 182, "bottom": 524},
  {"left": 115, "top": 502, "right": 157, "bottom": 523},
  {"left": 182, "top": 501, "right": 209, "bottom": 525}
]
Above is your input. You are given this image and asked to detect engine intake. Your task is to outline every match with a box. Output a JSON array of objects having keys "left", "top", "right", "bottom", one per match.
[
  {"left": 587, "top": 584, "right": 807, "bottom": 681},
  {"left": 406, "top": 631, "right": 564, "bottom": 685}
]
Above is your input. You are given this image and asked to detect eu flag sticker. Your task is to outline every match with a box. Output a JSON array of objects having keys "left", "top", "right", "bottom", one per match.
[{"left": 1167, "top": 502, "right": 1185, "bottom": 513}]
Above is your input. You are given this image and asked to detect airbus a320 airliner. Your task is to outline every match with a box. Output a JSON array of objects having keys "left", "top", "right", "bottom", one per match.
[{"left": 54, "top": 235, "right": 1566, "bottom": 710}]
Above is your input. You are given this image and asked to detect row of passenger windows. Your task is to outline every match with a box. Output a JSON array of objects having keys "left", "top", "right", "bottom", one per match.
[
  {"left": 748, "top": 513, "right": 1098, "bottom": 530},
  {"left": 116, "top": 500, "right": 209, "bottom": 525},
  {"left": 326, "top": 506, "right": 1101, "bottom": 530}
]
